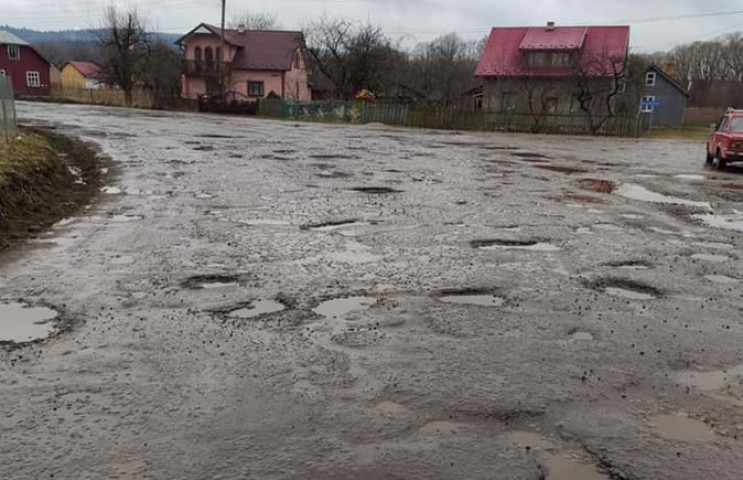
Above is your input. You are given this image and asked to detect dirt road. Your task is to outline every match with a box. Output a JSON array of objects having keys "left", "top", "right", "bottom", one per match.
[{"left": 2, "top": 102, "right": 743, "bottom": 479}]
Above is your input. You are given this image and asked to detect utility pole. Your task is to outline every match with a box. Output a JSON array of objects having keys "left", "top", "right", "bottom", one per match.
[{"left": 218, "top": 0, "right": 226, "bottom": 99}]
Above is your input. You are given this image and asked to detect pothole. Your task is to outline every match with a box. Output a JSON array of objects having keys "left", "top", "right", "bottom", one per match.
[
  {"left": 374, "top": 401, "right": 410, "bottom": 418},
  {"left": 471, "top": 239, "right": 560, "bottom": 252},
  {"left": 182, "top": 275, "right": 241, "bottom": 290},
  {"left": 570, "top": 331, "right": 595, "bottom": 341},
  {"left": 615, "top": 183, "right": 711, "bottom": 209},
  {"left": 195, "top": 192, "right": 216, "bottom": 199},
  {"left": 587, "top": 278, "right": 660, "bottom": 300},
  {"left": 511, "top": 152, "right": 548, "bottom": 159},
  {"left": 674, "top": 174, "right": 705, "bottom": 181},
  {"left": 705, "top": 275, "right": 739, "bottom": 284},
  {"left": 350, "top": 187, "right": 403, "bottom": 194},
  {"left": 649, "top": 414, "right": 716, "bottom": 442},
  {"left": 310, "top": 154, "right": 359, "bottom": 160},
  {"left": 675, "top": 365, "right": 743, "bottom": 392},
  {"left": 691, "top": 212, "right": 743, "bottom": 233},
  {"left": 434, "top": 289, "right": 505, "bottom": 307},
  {"left": 240, "top": 219, "right": 291, "bottom": 226},
  {"left": 578, "top": 178, "right": 615, "bottom": 194},
  {"left": 301, "top": 219, "right": 364, "bottom": 231},
  {"left": 101, "top": 186, "right": 123, "bottom": 195},
  {"left": 0, "top": 302, "right": 59, "bottom": 344},
  {"left": 316, "top": 171, "right": 354, "bottom": 179},
  {"left": 542, "top": 453, "right": 611, "bottom": 480},
  {"left": 605, "top": 260, "right": 652, "bottom": 270},
  {"left": 690, "top": 253, "right": 731, "bottom": 263},
  {"left": 536, "top": 165, "right": 589, "bottom": 174},
  {"left": 312, "top": 296, "right": 377, "bottom": 319},
  {"left": 564, "top": 194, "right": 605, "bottom": 205},
  {"left": 226, "top": 300, "right": 286, "bottom": 319},
  {"left": 102, "top": 214, "right": 144, "bottom": 223}
]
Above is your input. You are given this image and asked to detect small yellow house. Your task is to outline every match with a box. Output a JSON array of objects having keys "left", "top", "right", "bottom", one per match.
[{"left": 60, "top": 61, "right": 103, "bottom": 89}]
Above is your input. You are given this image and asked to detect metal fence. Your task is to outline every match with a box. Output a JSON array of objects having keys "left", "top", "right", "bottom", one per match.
[
  {"left": 0, "top": 76, "right": 17, "bottom": 145},
  {"left": 258, "top": 99, "right": 636, "bottom": 137}
]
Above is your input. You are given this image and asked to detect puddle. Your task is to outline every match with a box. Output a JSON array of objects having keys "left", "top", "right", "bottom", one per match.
[
  {"left": 570, "top": 331, "right": 595, "bottom": 341},
  {"left": 565, "top": 194, "right": 605, "bottom": 205},
  {"left": 302, "top": 219, "right": 366, "bottom": 231},
  {"left": 512, "top": 152, "right": 549, "bottom": 160},
  {"left": 649, "top": 414, "right": 716, "bottom": 442},
  {"left": 109, "top": 255, "right": 135, "bottom": 265},
  {"left": 705, "top": 275, "right": 739, "bottom": 284},
  {"left": 182, "top": 275, "right": 241, "bottom": 290},
  {"left": 438, "top": 294, "right": 505, "bottom": 307},
  {"left": 97, "top": 214, "right": 144, "bottom": 223},
  {"left": 472, "top": 239, "right": 560, "bottom": 252},
  {"left": 675, "top": 365, "right": 743, "bottom": 392},
  {"left": 615, "top": 183, "right": 711, "bottom": 209},
  {"left": 620, "top": 213, "right": 644, "bottom": 219},
  {"left": 674, "top": 174, "right": 706, "bottom": 181},
  {"left": 195, "top": 192, "right": 216, "bottom": 199},
  {"left": 506, "top": 431, "right": 550, "bottom": 449},
  {"left": 606, "top": 260, "right": 652, "bottom": 270},
  {"left": 227, "top": 300, "right": 286, "bottom": 319},
  {"left": 201, "top": 281, "right": 239, "bottom": 290},
  {"left": 374, "top": 401, "right": 409, "bottom": 418},
  {"left": 350, "top": 187, "right": 403, "bottom": 194},
  {"left": 312, "top": 296, "right": 377, "bottom": 318},
  {"left": 0, "top": 302, "right": 59, "bottom": 343},
  {"left": 241, "top": 219, "right": 291, "bottom": 226},
  {"left": 543, "top": 453, "right": 610, "bottom": 480},
  {"left": 589, "top": 278, "right": 660, "bottom": 300},
  {"left": 693, "top": 242, "right": 734, "bottom": 250},
  {"left": 578, "top": 179, "right": 615, "bottom": 193},
  {"left": 692, "top": 213, "right": 743, "bottom": 233},
  {"left": 101, "top": 186, "right": 123, "bottom": 195},
  {"left": 536, "top": 165, "right": 589, "bottom": 174},
  {"left": 691, "top": 253, "right": 731, "bottom": 263}
]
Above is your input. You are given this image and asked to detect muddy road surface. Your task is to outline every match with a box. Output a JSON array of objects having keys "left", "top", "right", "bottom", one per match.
[{"left": 3, "top": 101, "right": 743, "bottom": 479}]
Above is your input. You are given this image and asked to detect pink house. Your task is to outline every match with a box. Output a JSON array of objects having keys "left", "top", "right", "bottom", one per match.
[{"left": 176, "top": 23, "right": 311, "bottom": 102}]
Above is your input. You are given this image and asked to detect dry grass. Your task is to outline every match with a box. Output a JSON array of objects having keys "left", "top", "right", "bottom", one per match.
[{"left": 644, "top": 127, "right": 711, "bottom": 142}]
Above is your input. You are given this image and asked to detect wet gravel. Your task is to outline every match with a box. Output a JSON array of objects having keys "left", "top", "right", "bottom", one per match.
[{"left": 2, "top": 101, "right": 743, "bottom": 479}]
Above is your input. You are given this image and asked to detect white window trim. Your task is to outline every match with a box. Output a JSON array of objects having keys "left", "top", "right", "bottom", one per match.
[
  {"left": 646, "top": 71, "right": 656, "bottom": 86},
  {"left": 26, "top": 71, "right": 41, "bottom": 87},
  {"left": 640, "top": 95, "right": 655, "bottom": 113},
  {"left": 7, "top": 45, "right": 20, "bottom": 60}
]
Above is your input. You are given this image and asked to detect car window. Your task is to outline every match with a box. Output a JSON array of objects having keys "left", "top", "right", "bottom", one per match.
[
  {"left": 730, "top": 117, "right": 743, "bottom": 133},
  {"left": 718, "top": 117, "right": 729, "bottom": 131}
]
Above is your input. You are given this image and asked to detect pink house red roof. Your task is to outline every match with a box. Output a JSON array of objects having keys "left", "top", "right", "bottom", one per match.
[
  {"left": 176, "top": 23, "right": 304, "bottom": 71},
  {"left": 476, "top": 25, "right": 630, "bottom": 78},
  {"left": 67, "top": 61, "right": 101, "bottom": 79}
]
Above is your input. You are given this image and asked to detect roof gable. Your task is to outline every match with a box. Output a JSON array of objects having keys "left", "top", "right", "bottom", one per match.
[
  {"left": 476, "top": 25, "right": 630, "bottom": 78},
  {"left": 0, "top": 30, "right": 30, "bottom": 46},
  {"left": 649, "top": 65, "right": 689, "bottom": 97},
  {"left": 66, "top": 61, "right": 101, "bottom": 79}
]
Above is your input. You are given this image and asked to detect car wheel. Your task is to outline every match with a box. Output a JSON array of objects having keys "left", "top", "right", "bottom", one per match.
[
  {"left": 706, "top": 149, "right": 713, "bottom": 164},
  {"left": 714, "top": 151, "right": 727, "bottom": 171}
]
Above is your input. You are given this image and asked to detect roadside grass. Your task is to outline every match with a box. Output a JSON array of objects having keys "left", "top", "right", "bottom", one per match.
[
  {"left": 644, "top": 127, "right": 711, "bottom": 142},
  {"left": 0, "top": 129, "right": 101, "bottom": 249}
]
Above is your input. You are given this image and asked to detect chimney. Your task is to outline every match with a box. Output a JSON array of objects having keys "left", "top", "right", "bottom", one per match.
[
  {"left": 237, "top": 23, "right": 246, "bottom": 33},
  {"left": 546, "top": 21, "right": 556, "bottom": 31},
  {"left": 663, "top": 62, "right": 677, "bottom": 78}
]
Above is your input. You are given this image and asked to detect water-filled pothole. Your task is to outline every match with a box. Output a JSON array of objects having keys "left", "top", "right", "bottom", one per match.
[
  {"left": 578, "top": 178, "right": 615, "bottom": 194},
  {"left": 587, "top": 278, "right": 660, "bottom": 300},
  {"left": 505, "top": 432, "right": 610, "bottom": 480},
  {"left": 435, "top": 289, "right": 505, "bottom": 307},
  {"left": 0, "top": 302, "right": 59, "bottom": 344},
  {"left": 605, "top": 260, "right": 652, "bottom": 270},
  {"left": 471, "top": 239, "right": 560, "bottom": 252},
  {"left": 690, "top": 253, "right": 731, "bottom": 263},
  {"left": 511, "top": 152, "right": 548, "bottom": 159},
  {"left": 350, "top": 187, "right": 403, "bottom": 194},
  {"left": 615, "top": 183, "right": 711, "bottom": 209},
  {"left": 537, "top": 165, "right": 589, "bottom": 174},
  {"left": 312, "top": 296, "right": 377, "bottom": 318},
  {"left": 101, "top": 186, "right": 123, "bottom": 195},
  {"left": 675, "top": 365, "right": 743, "bottom": 392},
  {"left": 182, "top": 275, "right": 241, "bottom": 290},
  {"left": 649, "top": 414, "right": 716, "bottom": 442},
  {"left": 705, "top": 275, "right": 740, "bottom": 284},
  {"left": 227, "top": 300, "right": 286, "bottom": 319},
  {"left": 301, "top": 219, "right": 364, "bottom": 231},
  {"left": 691, "top": 212, "right": 743, "bottom": 233}
]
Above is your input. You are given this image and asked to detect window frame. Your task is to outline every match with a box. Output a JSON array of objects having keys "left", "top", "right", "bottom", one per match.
[
  {"left": 248, "top": 81, "right": 265, "bottom": 97},
  {"left": 645, "top": 71, "right": 657, "bottom": 86},
  {"left": 26, "top": 71, "right": 41, "bottom": 87},
  {"left": 640, "top": 95, "right": 656, "bottom": 113},
  {"left": 7, "top": 45, "right": 20, "bottom": 60}
]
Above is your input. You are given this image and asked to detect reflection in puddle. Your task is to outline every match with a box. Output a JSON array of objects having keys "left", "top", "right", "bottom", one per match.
[
  {"left": 615, "top": 183, "right": 711, "bottom": 209},
  {"left": 227, "top": 300, "right": 286, "bottom": 319},
  {"left": 650, "top": 414, "right": 715, "bottom": 442},
  {"left": 604, "top": 287, "right": 656, "bottom": 300},
  {"left": 692, "top": 212, "right": 743, "bottom": 233},
  {"left": 313, "top": 296, "right": 377, "bottom": 318},
  {"left": 439, "top": 295, "right": 505, "bottom": 307},
  {"left": 0, "top": 302, "right": 59, "bottom": 343}
]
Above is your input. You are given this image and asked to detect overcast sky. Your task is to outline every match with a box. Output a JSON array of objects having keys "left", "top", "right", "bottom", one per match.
[{"left": 4, "top": 0, "right": 743, "bottom": 52}]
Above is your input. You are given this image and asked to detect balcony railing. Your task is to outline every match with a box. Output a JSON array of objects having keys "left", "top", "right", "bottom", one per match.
[{"left": 184, "top": 60, "right": 232, "bottom": 77}]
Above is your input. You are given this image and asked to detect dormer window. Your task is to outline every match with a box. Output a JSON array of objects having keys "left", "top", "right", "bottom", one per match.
[
  {"left": 526, "top": 51, "right": 570, "bottom": 68},
  {"left": 646, "top": 71, "right": 656, "bottom": 86},
  {"left": 527, "top": 52, "right": 547, "bottom": 67}
]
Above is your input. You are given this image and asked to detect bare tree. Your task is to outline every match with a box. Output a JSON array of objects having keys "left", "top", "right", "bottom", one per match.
[
  {"left": 229, "top": 11, "right": 279, "bottom": 30},
  {"left": 570, "top": 49, "right": 628, "bottom": 134},
  {"left": 141, "top": 41, "right": 181, "bottom": 108},
  {"left": 99, "top": 5, "right": 151, "bottom": 105}
]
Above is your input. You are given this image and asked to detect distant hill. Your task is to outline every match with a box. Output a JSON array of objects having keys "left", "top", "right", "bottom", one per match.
[
  {"left": 0, "top": 26, "right": 182, "bottom": 66},
  {"left": 0, "top": 26, "right": 181, "bottom": 47}
]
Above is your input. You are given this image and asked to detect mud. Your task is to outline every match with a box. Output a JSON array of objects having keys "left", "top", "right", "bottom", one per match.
[{"left": 5, "top": 102, "right": 743, "bottom": 480}]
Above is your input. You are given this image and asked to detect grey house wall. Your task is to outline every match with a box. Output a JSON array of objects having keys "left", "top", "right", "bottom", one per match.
[{"left": 641, "top": 76, "right": 687, "bottom": 128}]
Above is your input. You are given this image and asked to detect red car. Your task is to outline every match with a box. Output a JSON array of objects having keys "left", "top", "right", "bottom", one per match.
[{"left": 707, "top": 108, "right": 743, "bottom": 170}]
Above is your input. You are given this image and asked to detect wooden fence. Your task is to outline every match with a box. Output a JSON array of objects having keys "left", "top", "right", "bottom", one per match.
[
  {"left": 258, "top": 99, "right": 636, "bottom": 137},
  {"left": 0, "top": 76, "right": 17, "bottom": 145}
]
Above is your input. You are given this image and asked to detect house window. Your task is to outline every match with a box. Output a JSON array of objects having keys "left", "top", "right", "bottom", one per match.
[
  {"left": 527, "top": 52, "right": 547, "bottom": 68},
  {"left": 26, "top": 71, "right": 41, "bottom": 87},
  {"left": 7, "top": 45, "right": 20, "bottom": 60},
  {"left": 501, "top": 92, "right": 517, "bottom": 112},
  {"left": 646, "top": 71, "right": 656, "bottom": 86},
  {"left": 194, "top": 47, "right": 202, "bottom": 61},
  {"left": 204, "top": 47, "right": 214, "bottom": 71},
  {"left": 248, "top": 81, "right": 265, "bottom": 97},
  {"left": 544, "top": 97, "right": 558, "bottom": 113},
  {"left": 640, "top": 95, "right": 655, "bottom": 112},
  {"left": 551, "top": 53, "right": 570, "bottom": 67}
]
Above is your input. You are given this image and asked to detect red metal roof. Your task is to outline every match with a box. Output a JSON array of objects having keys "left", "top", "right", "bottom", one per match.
[
  {"left": 68, "top": 61, "right": 101, "bottom": 79},
  {"left": 476, "top": 25, "right": 630, "bottom": 78},
  {"left": 177, "top": 23, "right": 304, "bottom": 71}
]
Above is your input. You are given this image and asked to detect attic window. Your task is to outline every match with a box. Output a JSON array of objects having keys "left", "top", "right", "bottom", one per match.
[
  {"left": 7, "top": 45, "right": 20, "bottom": 60},
  {"left": 646, "top": 71, "right": 656, "bottom": 86},
  {"left": 527, "top": 52, "right": 569, "bottom": 68}
]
